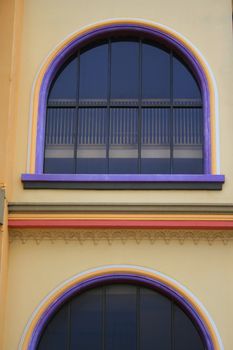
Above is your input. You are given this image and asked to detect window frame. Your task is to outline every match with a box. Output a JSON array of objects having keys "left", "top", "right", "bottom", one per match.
[
  {"left": 21, "top": 23, "right": 225, "bottom": 189},
  {"left": 27, "top": 273, "right": 215, "bottom": 350},
  {"left": 37, "top": 283, "right": 206, "bottom": 349}
]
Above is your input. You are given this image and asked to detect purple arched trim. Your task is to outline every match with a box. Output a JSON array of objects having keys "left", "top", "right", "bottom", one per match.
[
  {"left": 35, "top": 23, "right": 211, "bottom": 174},
  {"left": 28, "top": 273, "right": 215, "bottom": 350}
]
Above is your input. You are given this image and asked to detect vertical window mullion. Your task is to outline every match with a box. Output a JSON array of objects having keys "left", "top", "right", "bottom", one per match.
[
  {"left": 138, "top": 39, "right": 142, "bottom": 174},
  {"left": 106, "top": 39, "right": 111, "bottom": 174},
  {"left": 74, "top": 51, "right": 80, "bottom": 174},
  {"left": 102, "top": 287, "right": 106, "bottom": 350},
  {"left": 170, "top": 50, "right": 174, "bottom": 174},
  {"left": 43, "top": 108, "right": 49, "bottom": 173},
  {"left": 67, "top": 303, "right": 71, "bottom": 350},
  {"left": 201, "top": 100, "right": 205, "bottom": 174},
  {"left": 171, "top": 301, "right": 175, "bottom": 350},
  {"left": 136, "top": 287, "right": 140, "bottom": 350}
]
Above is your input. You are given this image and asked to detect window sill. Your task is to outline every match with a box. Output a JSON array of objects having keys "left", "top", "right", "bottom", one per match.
[{"left": 21, "top": 174, "right": 225, "bottom": 190}]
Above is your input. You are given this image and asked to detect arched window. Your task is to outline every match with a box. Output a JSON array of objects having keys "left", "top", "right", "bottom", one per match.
[
  {"left": 44, "top": 36, "right": 203, "bottom": 175},
  {"left": 21, "top": 23, "right": 225, "bottom": 189},
  {"left": 37, "top": 283, "right": 205, "bottom": 350}
]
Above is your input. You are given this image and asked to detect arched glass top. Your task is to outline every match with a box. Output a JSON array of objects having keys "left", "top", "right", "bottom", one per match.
[
  {"left": 44, "top": 37, "right": 203, "bottom": 175},
  {"left": 37, "top": 284, "right": 205, "bottom": 350}
]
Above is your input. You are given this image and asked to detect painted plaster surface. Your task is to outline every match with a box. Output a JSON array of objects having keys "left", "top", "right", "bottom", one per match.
[
  {"left": 10, "top": 0, "right": 233, "bottom": 204},
  {"left": 5, "top": 238, "right": 232, "bottom": 349},
  {"left": 1, "top": 0, "right": 233, "bottom": 349}
]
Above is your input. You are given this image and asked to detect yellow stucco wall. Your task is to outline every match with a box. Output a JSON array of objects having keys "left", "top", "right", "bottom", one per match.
[
  {"left": 0, "top": 0, "right": 16, "bottom": 185},
  {"left": 1, "top": 0, "right": 233, "bottom": 349},
  {"left": 4, "top": 237, "right": 233, "bottom": 349},
  {"left": 7, "top": 0, "right": 233, "bottom": 204}
]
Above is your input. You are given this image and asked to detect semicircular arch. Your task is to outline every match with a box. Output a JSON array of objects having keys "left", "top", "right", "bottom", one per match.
[
  {"left": 27, "top": 19, "right": 219, "bottom": 175},
  {"left": 19, "top": 265, "right": 223, "bottom": 350}
]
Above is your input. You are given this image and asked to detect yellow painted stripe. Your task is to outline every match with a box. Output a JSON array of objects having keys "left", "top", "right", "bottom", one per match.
[{"left": 8, "top": 213, "right": 233, "bottom": 221}]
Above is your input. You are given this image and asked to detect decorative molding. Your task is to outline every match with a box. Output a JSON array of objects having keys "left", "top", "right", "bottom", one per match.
[
  {"left": 9, "top": 228, "right": 233, "bottom": 245},
  {"left": 9, "top": 202, "right": 233, "bottom": 214}
]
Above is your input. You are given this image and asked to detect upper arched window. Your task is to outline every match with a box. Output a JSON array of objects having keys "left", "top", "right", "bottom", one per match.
[
  {"left": 44, "top": 36, "right": 203, "bottom": 175},
  {"left": 21, "top": 23, "right": 225, "bottom": 189}
]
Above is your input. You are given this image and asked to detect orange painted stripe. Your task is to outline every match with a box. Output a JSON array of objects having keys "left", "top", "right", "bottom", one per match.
[{"left": 8, "top": 213, "right": 233, "bottom": 221}]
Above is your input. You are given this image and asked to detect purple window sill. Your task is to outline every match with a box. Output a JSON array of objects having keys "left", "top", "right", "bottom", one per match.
[
  {"left": 21, "top": 173, "right": 224, "bottom": 190},
  {"left": 22, "top": 173, "right": 225, "bottom": 183}
]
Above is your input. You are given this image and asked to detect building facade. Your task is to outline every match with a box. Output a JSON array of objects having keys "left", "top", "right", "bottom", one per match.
[{"left": 0, "top": 0, "right": 233, "bottom": 349}]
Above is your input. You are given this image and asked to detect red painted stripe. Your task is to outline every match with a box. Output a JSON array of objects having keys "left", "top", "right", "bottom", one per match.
[{"left": 8, "top": 219, "right": 233, "bottom": 229}]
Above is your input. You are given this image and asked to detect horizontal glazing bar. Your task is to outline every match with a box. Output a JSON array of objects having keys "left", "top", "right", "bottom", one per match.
[{"left": 47, "top": 98, "right": 202, "bottom": 108}]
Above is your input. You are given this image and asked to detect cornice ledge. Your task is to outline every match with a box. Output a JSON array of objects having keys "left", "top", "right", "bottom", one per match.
[{"left": 8, "top": 202, "right": 233, "bottom": 214}]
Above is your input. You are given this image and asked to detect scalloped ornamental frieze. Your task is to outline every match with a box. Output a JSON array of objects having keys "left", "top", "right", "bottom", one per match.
[{"left": 9, "top": 228, "right": 233, "bottom": 245}]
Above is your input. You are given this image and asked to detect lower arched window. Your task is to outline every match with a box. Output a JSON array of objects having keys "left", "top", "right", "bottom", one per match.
[{"left": 37, "top": 283, "right": 205, "bottom": 350}]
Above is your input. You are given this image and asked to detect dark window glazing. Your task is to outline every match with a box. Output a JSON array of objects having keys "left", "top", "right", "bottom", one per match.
[
  {"left": 37, "top": 284, "right": 205, "bottom": 350},
  {"left": 44, "top": 37, "right": 203, "bottom": 174}
]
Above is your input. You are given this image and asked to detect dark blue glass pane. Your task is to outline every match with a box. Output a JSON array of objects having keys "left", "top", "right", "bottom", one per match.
[
  {"left": 173, "top": 108, "right": 203, "bottom": 174},
  {"left": 140, "top": 288, "right": 171, "bottom": 350},
  {"left": 76, "top": 159, "right": 106, "bottom": 174},
  {"left": 141, "top": 159, "right": 170, "bottom": 174},
  {"left": 37, "top": 305, "right": 68, "bottom": 350},
  {"left": 48, "top": 56, "right": 77, "bottom": 100},
  {"left": 105, "top": 285, "right": 137, "bottom": 350},
  {"left": 80, "top": 42, "right": 108, "bottom": 100},
  {"left": 109, "top": 159, "right": 138, "bottom": 174},
  {"left": 173, "top": 158, "right": 203, "bottom": 174},
  {"left": 70, "top": 289, "right": 102, "bottom": 350},
  {"left": 174, "top": 305, "right": 205, "bottom": 350},
  {"left": 111, "top": 40, "right": 139, "bottom": 99},
  {"left": 142, "top": 42, "right": 170, "bottom": 99},
  {"left": 44, "top": 158, "right": 75, "bottom": 174},
  {"left": 109, "top": 107, "right": 138, "bottom": 174},
  {"left": 141, "top": 108, "right": 170, "bottom": 174},
  {"left": 44, "top": 108, "right": 75, "bottom": 173},
  {"left": 173, "top": 55, "right": 201, "bottom": 100},
  {"left": 76, "top": 108, "right": 107, "bottom": 173}
]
